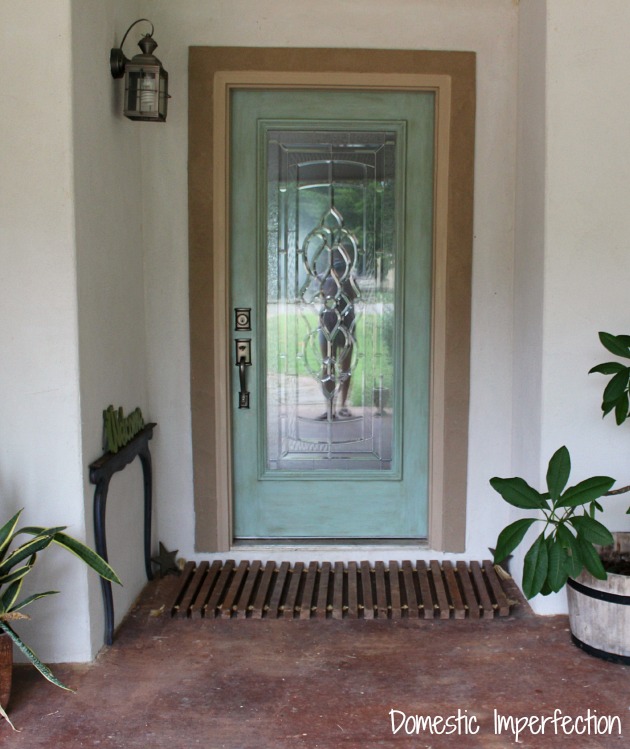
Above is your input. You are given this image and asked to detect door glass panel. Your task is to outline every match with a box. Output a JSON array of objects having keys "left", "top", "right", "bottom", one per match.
[{"left": 266, "top": 130, "right": 397, "bottom": 472}]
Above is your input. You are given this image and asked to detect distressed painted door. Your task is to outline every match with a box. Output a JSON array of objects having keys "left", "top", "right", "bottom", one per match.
[{"left": 230, "top": 89, "right": 434, "bottom": 539}]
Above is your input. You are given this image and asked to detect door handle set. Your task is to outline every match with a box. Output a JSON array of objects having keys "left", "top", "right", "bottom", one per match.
[
  {"left": 235, "top": 336, "right": 252, "bottom": 409},
  {"left": 234, "top": 308, "right": 252, "bottom": 409}
]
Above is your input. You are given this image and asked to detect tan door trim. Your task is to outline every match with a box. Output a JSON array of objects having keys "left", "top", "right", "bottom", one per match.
[{"left": 189, "top": 48, "right": 475, "bottom": 553}]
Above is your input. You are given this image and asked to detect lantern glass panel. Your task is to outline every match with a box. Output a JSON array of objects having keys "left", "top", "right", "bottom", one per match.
[{"left": 126, "top": 69, "right": 158, "bottom": 115}]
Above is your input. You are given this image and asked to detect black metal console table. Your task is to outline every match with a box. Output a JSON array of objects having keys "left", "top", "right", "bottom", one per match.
[{"left": 89, "top": 423, "right": 156, "bottom": 645}]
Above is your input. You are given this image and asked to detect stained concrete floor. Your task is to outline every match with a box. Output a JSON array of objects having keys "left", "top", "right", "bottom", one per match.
[{"left": 3, "top": 576, "right": 629, "bottom": 748}]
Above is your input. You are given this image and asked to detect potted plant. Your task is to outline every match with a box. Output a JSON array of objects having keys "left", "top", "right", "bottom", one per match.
[
  {"left": 491, "top": 331, "right": 630, "bottom": 664},
  {"left": 0, "top": 509, "right": 121, "bottom": 728}
]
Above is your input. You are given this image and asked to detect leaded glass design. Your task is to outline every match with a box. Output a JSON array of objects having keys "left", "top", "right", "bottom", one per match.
[{"left": 266, "top": 130, "right": 397, "bottom": 471}]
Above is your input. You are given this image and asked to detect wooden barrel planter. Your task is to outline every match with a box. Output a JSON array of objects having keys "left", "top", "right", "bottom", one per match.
[
  {"left": 0, "top": 632, "right": 12, "bottom": 710},
  {"left": 567, "top": 533, "right": 630, "bottom": 664}
]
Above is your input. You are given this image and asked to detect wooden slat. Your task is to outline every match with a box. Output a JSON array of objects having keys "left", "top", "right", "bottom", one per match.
[
  {"left": 389, "top": 561, "right": 402, "bottom": 619},
  {"left": 204, "top": 560, "right": 235, "bottom": 618},
  {"left": 430, "top": 560, "right": 451, "bottom": 620},
  {"left": 283, "top": 562, "right": 304, "bottom": 619},
  {"left": 443, "top": 560, "right": 466, "bottom": 619},
  {"left": 402, "top": 560, "right": 419, "bottom": 618},
  {"left": 416, "top": 560, "right": 435, "bottom": 619},
  {"left": 483, "top": 560, "right": 510, "bottom": 616},
  {"left": 374, "top": 561, "right": 388, "bottom": 618},
  {"left": 169, "top": 561, "right": 197, "bottom": 616},
  {"left": 456, "top": 561, "right": 480, "bottom": 619},
  {"left": 267, "top": 561, "right": 290, "bottom": 618},
  {"left": 332, "top": 562, "right": 345, "bottom": 620},
  {"left": 190, "top": 560, "right": 222, "bottom": 618},
  {"left": 236, "top": 560, "right": 261, "bottom": 617},
  {"left": 470, "top": 561, "right": 494, "bottom": 618},
  {"left": 300, "top": 561, "right": 318, "bottom": 619},
  {"left": 177, "top": 561, "right": 209, "bottom": 618},
  {"left": 221, "top": 560, "right": 249, "bottom": 617},
  {"left": 316, "top": 562, "right": 331, "bottom": 619},
  {"left": 346, "top": 561, "right": 358, "bottom": 619},
  {"left": 360, "top": 561, "right": 374, "bottom": 619},
  {"left": 251, "top": 561, "right": 276, "bottom": 619}
]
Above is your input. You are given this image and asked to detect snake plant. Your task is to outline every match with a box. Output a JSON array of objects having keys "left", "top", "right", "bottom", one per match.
[{"left": 0, "top": 509, "right": 121, "bottom": 727}]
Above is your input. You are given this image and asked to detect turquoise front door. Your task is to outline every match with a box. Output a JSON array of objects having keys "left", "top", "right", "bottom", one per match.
[{"left": 230, "top": 88, "right": 434, "bottom": 540}]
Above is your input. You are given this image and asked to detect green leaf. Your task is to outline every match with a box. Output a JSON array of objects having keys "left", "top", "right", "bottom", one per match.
[
  {"left": 599, "top": 331, "right": 630, "bottom": 359},
  {"left": 546, "top": 446, "right": 571, "bottom": 501},
  {"left": 556, "top": 525, "right": 583, "bottom": 578},
  {"left": 570, "top": 515, "right": 615, "bottom": 546},
  {"left": 0, "top": 560, "right": 34, "bottom": 587},
  {"left": 522, "top": 532, "right": 549, "bottom": 599},
  {"left": 615, "top": 391, "right": 629, "bottom": 425},
  {"left": 0, "top": 620, "right": 73, "bottom": 692},
  {"left": 489, "top": 477, "right": 546, "bottom": 510},
  {"left": 0, "top": 533, "right": 55, "bottom": 577},
  {"left": 19, "top": 528, "right": 121, "bottom": 585},
  {"left": 589, "top": 361, "right": 627, "bottom": 375},
  {"left": 493, "top": 518, "right": 537, "bottom": 563},
  {"left": 545, "top": 536, "right": 568, "bottom": 593},
  {"left": 0, "top": 510, "right": 22, "bottom": 562},
  {"left": 0, "top": 578, "right": 23, "bottom": 613},
  {"left": 52, "top": 532, "right": 121, "bottom": 585},
  {"left": 16, "top": 525, "right": 67, "bottom": 538},
  {"left": 557, "top": 476, "right": 615, "bottom": 508},
  {"left": 9, "top": 590, "right": 59, "bottom": 614},
  {"left": 575, "top": 536, "right": 607, "bottom": 580},
  {"left": 602, "top": 368, "right": 630, "bottom": 404}
]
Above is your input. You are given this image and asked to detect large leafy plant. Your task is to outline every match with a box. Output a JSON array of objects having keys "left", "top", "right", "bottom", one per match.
[
  {"left": 0, "top": 509, "right": 121, "bottom": 727},
  {"left": 491, "top": 446, "right": 615, "bottom": 599}
]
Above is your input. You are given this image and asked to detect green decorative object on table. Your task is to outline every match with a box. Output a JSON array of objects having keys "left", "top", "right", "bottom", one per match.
[{"left": 102, "top": 405, "right": 145, "bottom": 454}]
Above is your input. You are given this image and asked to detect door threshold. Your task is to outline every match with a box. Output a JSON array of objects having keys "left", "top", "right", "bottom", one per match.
[{"left": 231, "top": 539, "right": 429, "bottom": 553}]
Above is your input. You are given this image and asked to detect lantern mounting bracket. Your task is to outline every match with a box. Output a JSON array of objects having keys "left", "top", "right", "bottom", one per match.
[{"left": 110, "top": 18, "right": 155, "bottom": 79}]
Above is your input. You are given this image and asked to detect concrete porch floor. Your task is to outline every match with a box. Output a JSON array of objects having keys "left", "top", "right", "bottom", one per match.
[{"left": 3, "top": 577, "right": 629, "bottom": 748}]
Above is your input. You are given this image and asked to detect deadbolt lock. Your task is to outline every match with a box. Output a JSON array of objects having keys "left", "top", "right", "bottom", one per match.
[{"left": 234, "top": 308, "right": 251, "bottom": 331}]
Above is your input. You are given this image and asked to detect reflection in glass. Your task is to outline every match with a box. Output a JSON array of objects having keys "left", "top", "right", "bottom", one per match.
[{"left": 266, "top": 130, "right": 397, "bottom": 471}]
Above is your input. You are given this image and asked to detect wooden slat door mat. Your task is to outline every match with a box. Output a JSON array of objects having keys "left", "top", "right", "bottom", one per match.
[{"left": 166, "top": 560, "right": 524, "bottom": 620}]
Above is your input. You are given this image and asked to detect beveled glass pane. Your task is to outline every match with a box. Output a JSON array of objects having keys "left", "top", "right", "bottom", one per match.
[{"left": 266, "top": 130, "right": 397, "bottom": 471}]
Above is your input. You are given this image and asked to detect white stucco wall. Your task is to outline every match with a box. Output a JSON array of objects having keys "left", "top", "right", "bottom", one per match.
[
  {"left": 532, "top": 0, "right": 630, "bottom": 613},
  {"left": 72, "top": 0, "right": 148, "bottom": 653},
  {"left": 0, "top": 0, "right": 92, "bottom": 661},
  {"left": 543, "top": 0, "right": 630, "bottom": 510},
  {"left": 509, "top": 0, "right": 548, "bottom": 606},
  {"left": 139, "top": 0, "right": 520, "bottom": 569},
  {"left": 1, "top": 0, "right": 153, "bottom": 663}
]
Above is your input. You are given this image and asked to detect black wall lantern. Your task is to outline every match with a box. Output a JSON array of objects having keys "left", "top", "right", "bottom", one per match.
[{"left": 110, "top": 19, "right": 169, "bottom": 122}]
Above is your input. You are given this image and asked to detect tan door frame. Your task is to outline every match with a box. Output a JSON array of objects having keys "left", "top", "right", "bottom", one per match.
[{"left": 188, "top": 48, "right": 475, "bottom": 553}]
